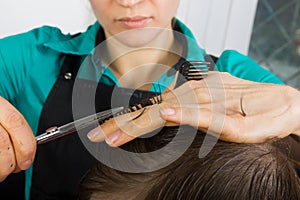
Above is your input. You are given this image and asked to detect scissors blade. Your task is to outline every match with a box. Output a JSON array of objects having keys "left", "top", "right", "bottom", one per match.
[{"left": 36, "top": 107, "right": 124, "bottom": 144}]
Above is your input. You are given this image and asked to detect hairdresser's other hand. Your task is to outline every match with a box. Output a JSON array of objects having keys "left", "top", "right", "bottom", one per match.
[
  {"left": 0, "top": 97, "right": 36, "bottom": 182},
  {"left": 160, "top": 72, "right": 300, "bottom": 143},
  {"left": 87, "top": 72, "right": 300, "bottom": 146}
]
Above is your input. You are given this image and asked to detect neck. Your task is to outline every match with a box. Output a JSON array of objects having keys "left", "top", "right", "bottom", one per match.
[{"left": 102, "top": 29, "right": 182, "bottom": 90}]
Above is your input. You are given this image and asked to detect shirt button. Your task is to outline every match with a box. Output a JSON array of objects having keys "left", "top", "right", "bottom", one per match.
[{"left": 64, "top": 72, "right": 72, "bottom": 80}]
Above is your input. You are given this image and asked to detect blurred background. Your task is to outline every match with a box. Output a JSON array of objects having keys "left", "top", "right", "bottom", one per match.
[
  {"left": 249, "top": 0, "right": 300, "bottom": 88},
  {"left": 0, "top": 0, "right": 299, "bottom": 88}
]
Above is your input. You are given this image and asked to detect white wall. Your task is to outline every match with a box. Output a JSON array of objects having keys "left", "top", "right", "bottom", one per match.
[
  {"left": 177, "top": 0, "right": 259, "bottom": 56},
  {"left": 0, "top": 0, "right": 258, "bottom": 56},
  {"left": 0, "top": 0, "right": 95, "bottom": 38}
]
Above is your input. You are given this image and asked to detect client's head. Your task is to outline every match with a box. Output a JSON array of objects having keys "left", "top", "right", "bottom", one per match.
[{"left": 79, "top": 126, "right": 300, "bottom": 200}]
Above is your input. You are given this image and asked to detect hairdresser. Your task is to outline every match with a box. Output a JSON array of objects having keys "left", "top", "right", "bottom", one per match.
[{"left": 0, "top": 0, "right": 295, "bottom": 199}]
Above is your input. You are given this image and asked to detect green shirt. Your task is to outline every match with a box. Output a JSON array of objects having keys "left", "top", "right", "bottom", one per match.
[{"left": 0, "top": 19, "right": 284, "bottom": 199}]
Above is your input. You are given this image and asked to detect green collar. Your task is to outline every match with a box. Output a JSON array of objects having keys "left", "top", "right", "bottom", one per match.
[{"left": 43, "top": 22, "right": 100, "bottom": 55}]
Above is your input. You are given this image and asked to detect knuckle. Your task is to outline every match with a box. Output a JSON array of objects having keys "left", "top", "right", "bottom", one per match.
[
  {"left": 195, "top": 89, "right": 203, "bottom": 100},
  {"left": 17, "top": 144, "right": 35, "bottom": 158},
  {"left": 188, "top": 80, "right": 201, "bottom": 89},
  {"left": 0, "top": 128, "right": 11, "bottom": 147},
  {"left": 220, "top": 72, "right": 230, "bottom": 76},
  {"left": 5, "top": 109, "right": 26, "bottom": 130}
]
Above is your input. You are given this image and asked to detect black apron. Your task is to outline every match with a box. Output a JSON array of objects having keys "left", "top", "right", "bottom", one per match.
[{"left": 30, "top": 53, "right": 159, "bottom": 199}]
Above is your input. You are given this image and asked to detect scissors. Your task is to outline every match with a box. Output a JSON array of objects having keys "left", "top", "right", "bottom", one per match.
[{"left": 36, "top": 107, "right": 124, "bottom": 144}]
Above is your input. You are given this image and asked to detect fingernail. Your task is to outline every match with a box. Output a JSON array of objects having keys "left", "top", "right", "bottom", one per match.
[
  {"left": 22, "top": 160, "right": 32, "bottom": 169},
  {"left": 160, "top": 108, "right": 175, "bottom": 116},
  {"left": 87, "top": 128, "right": 105, "bottom": 141},
  {"left": 105, "top": 130, "right": 121, "bottom": 145}
]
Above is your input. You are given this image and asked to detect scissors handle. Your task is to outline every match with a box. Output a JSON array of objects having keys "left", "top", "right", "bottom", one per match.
[{"left": 36, "top": 107, "right": 123, "bottom": 144}]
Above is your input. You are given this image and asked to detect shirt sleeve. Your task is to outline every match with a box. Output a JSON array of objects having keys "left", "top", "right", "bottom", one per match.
[
  {"left": 0, "top": 37, "right": 31, "bottom": 103},
  {"left": 0, "top": 30, "right": 40, "bottom": 102},
  {"left": 215, "top": 50, "right": 284, "bottom": 84}
]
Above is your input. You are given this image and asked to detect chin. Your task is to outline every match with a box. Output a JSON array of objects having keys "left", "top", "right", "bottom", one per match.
[{"left": 113, "top": 27, "right": 171, "bottom": 48}]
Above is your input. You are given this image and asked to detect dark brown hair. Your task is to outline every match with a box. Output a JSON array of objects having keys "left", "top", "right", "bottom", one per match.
[{"left": 79, "top": 126, "right": 300, "bottom": 200}]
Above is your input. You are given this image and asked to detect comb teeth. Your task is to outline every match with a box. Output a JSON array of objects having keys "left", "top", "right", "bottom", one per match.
[
  {"left": 186, "top": 68, "right": 209, "bottom": 80},
  {"left": 180, "top": 61, "right": 210, "bottom": 81},
  {"left": 98, "top": 95, "right": 163, "bottom": 124}
]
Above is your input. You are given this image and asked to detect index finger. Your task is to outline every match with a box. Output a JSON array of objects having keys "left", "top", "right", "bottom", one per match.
[
  {"left": 88, "top": 104, "right": 166, "bottom": 147},
  {"left": 0, "top": 97, "right": 36, "bottom": 170}
]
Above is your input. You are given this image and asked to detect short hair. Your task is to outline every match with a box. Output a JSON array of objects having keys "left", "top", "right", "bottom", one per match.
[{"left": 79, "top": 126, "right": 300, "bottom": 200}]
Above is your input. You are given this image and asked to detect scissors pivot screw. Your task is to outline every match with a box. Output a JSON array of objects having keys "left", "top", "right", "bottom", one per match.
[{"left": 46, "top": 126, "right": 58, "bottom": 134}]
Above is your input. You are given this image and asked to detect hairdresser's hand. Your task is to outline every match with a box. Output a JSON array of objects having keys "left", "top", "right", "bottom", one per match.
[
  {"left": 159, "top": 72, "right": 300, "bottom": 143},
  {"left": 87, "top": 72, "right": 300, "bottom": 146},
  {"left": 0, "top": 97, "right": 36, "bottom": 182}
]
